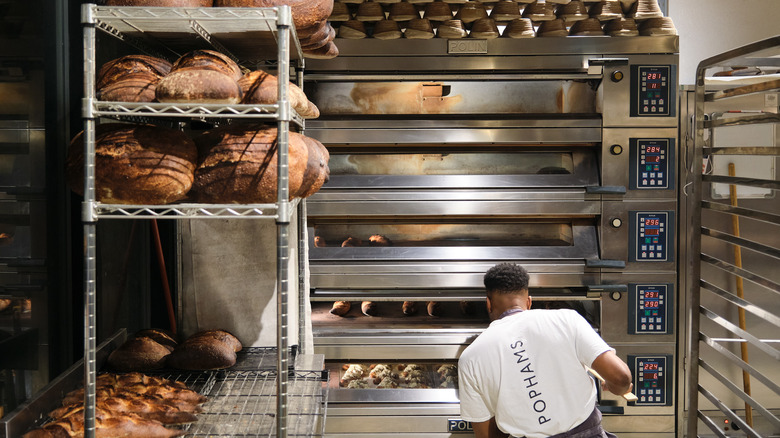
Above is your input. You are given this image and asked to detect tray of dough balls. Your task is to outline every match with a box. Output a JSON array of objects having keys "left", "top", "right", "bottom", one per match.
[{"left": 329, "top": 362, "right": 459, "bottom": 390}]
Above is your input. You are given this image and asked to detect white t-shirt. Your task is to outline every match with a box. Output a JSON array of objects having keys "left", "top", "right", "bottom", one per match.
[{"left": 458, "top": 309, "right": 613, "bottom": 438}]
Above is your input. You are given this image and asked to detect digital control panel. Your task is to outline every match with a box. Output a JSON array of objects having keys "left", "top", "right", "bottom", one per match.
[
  {"left": 630, "top": 65, "right": 675, "bottom": 117},
  {"left": 629, "top": 138, "right": 675, "bottom": 190},
  {"left": 628, "top": 355, "right": 673, "bottom": 406},
  {"left": 629, "top": 211, "right": 674, "bottom": 262},
  {"left": 628, "top": 284, "right": 673, "bottom": 334}
]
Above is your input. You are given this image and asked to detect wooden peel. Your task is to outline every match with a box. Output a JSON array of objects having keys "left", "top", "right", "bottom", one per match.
[{"left": 585, "top": 366, "right": 638, "bottom": 402}]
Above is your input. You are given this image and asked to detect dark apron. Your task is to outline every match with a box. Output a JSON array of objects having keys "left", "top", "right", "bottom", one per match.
[
  {"left": 515, "top": 407, "right": 617, "bottom": 438},
  {"left": 545, "top": 407, "right": 617, "bottom": 438}
]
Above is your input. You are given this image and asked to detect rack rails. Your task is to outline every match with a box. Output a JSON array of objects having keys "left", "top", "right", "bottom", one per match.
[
  {"left": 687, "top": 35, "right": 780, "bottom": 437},
  {"left": 78, "top": 4, "right": 310, "bottom": 438}
]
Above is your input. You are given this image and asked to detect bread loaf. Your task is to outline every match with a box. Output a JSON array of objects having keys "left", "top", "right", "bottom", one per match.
[
  {"left": 402, "top": 301, "right": 417, "bottom": 316},
  {"left": 299, "top": 22, "right": 335, "bottom": 49},
  {"left": 303, "top": 41, "right": 339, "bottom": 60},
  {"left": 341, "top": 237, "right": 362, "bottom": 247},
  {"left": 104, "top": 0, "right": 212, "bottom": 5},
  {"left": 167, "top": 330, "right": 242, "bottom": 370},
  {"left": 368, "top": 234, "right": 392, "bottom": 246},
  {"left": 97, "top": 71, "right": 160, "bottom": 102},
  {"left": 459, "top": 300, "right": 476, "bottom": 315},
  {"left": 156, "top": 68, "right": 243, "bottom": 104},
  {"left": 237, "top": 70, "right": 319, "bottom": 118},
  {"left": 96, "top": 55, "right": 172, "bottom": 103},
  {"left": 97, "top": 55, "right": 172, "bottom": 89},
  {"left": 427, "top": 301, "right": 442, "bottom": 317},
  {"left": 314, "top": 236, "right": 327, "bottom": 247},
  {"left": 297, "top": 136, "right": 329, "bottom": 198},
  {"left": 66, "top": 124, "right": 198, "bottom": 205},
  {"left": 361, "top": 301, "right": 378, "bottom": 316},
  {"left": 214, "top": 0, "right": 334, "bottom": 30},
  {"left": 170, "top": 50, "right": 243, "bottom": 82},
  {"left": 107, "top": 337, "right": 172, "bottom": 371},
  {"left": 135, "top": 328, "right": 178, "bottom": 351},
  {"left": 192, "top": 124, "right": 309, "bottom": 203},
  {"left": 330, "top": 301, "right": 351, "bottom": 316}
]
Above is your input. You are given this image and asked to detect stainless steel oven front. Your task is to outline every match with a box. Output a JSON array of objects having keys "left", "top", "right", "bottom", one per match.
[{"left": 304, "top": 36, "right": 680, "bottom": 438}]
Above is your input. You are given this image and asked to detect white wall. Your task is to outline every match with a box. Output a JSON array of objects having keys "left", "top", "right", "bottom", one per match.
[{"left": 669, "top": 0, "right": 779, "bottom": 84}]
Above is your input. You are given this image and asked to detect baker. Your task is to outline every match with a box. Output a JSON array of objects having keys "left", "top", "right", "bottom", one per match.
[{"left": 458, "top": 263, "right": 633, "bottom": 438}]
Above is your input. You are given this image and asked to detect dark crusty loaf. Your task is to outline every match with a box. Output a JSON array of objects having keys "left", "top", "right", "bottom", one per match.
[
  {"left": 107, "top": 337, "right": 172, "bottom": 372},
  {"left": 297, "top": 136, "right": 329, "bottom": 198},
  {"left": 97, "top": 55, "right": 172, "bottom": 91},
  {"left": 361, "top": 301, "right": 378, "bottom": 316},
  {"left": 237, "top": 70, "right": 319, "bottom": 119},
  {"left": 402, "top": 301, "right": 417, "bottom": 316},
  {"left": 104, "top": 0, "right": 213, "bottom": 5},
  {"left": 97, "top": 71, "right": 161, "bottom": 102},
  {"left": 155, "top": 68, "right": 243, "bottom": 104},
  {"left": 66, "top": 124, "right": 197, "bottom": 205},
  {"left": 97, "top": 55, "right": 172, "bottom": 102},
  {"left": 427, "top": 301, "right": 442, "bottom": 317},
  {"left": 167, "top": 329, "right": 242, "bottom": 370},
  {"left": 135, "top": 328, "right": 178, "bottom": 351},
  {"left": 303, "top": 41, "right": 339, "bottom": 60},
  {"left": 170, "top": 50, "right": 243, "bottom": 82},
  {"left": 192, "top": 124, "right": 309, "bottom": 203},
  {"left": 213, "top": 0, "right": 334, "bottom": 30}
]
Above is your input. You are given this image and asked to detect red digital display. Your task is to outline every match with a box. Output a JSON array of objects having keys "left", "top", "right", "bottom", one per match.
[
  {"left": 647, "top": 73, "right": 662, "bottom": 80},
  {"left": 643, "top": 372, "right": 659, "bottom": 380},
  {"left": 646, "top": 156, "right": 661, "bottom": 163},
  {"left": 644, "top": 219, "right": 660, "bottom": 226},
  {"left": 644, "top": 291, "right": 659, "bottom": 298},
  {"left": 646, "top": 146, "right": 662, "bottom": 153},
  {"left": 645, "top": 300, "right": 659, "bottom": 308},
  {"left": 644, "top": 229, "right": 660, "bottom": 235},
  {"left": 644, "top": 363, "right": 659, "bottom": 370},
  {"left": 648, "top": 82, "right": 662, "bottom": 89}
]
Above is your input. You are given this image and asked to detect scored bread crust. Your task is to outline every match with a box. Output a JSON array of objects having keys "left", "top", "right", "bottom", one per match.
[
  {"left": 192, "top": 124, "right": 309, "bottom": 203},
  {"left": 214, "top": 0, "right": 334, "bottom": 30},
  {"left": 156, "top": 68, "right": 243, "bottom": 104},
  {"left": 66, "top": 124, "right": 197, "bottom": 205}
]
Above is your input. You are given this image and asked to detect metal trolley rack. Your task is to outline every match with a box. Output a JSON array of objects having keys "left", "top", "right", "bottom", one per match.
[
  {"left": 687, "top": 35, "right": 780, "bottom": 437},
  {"left": 76, "top": 4, "right": 313, "bottom": 438}
]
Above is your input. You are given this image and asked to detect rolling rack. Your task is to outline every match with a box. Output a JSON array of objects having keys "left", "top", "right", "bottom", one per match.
[
  {"left": 687, "top": 35, "right": 780, "bottom": 437},
  {"left": 81, "top": 4, "right": 320, "bottom": 438}
]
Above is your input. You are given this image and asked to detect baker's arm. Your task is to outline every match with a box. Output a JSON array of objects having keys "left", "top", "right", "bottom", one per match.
[{"left": 591, "top": 350, "right": 633, "bottom": 396}]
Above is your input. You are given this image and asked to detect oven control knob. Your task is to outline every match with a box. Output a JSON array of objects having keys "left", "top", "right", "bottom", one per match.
[
  {"left": 610, "top": 144, "right": 623, "bottom": 155},
  {"left": 610, "top": 291, "right": 622, "bottom": 301},
  {"left": 610, "top": 218, "right": 623, "bottom": 228},
  {"left": 611, "top": 71, "right": 624, "bottom": 82}
]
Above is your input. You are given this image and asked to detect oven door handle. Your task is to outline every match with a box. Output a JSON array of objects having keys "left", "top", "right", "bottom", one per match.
[
  {"left": 585, "top": 259, "right": 626, "bottom": 269},
  {"left": 585, "top": 284, "right": 628, "bottom": 294},
  {"left": 585, "top": 185, "right": 626, "bottom": 195},
  {"left": 588, "top": 57, "right": 630, "bottom": 67}
]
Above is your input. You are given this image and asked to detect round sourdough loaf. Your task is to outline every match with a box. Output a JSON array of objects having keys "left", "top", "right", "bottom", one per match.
[
  {"left": 237, "top": 70, "right": 319, "bottom": 118},
  {"left": 66, "top": 124, "right": 197, "bottom": 205},
  {"left": 107, "top": 337, "right": 171, "bottom": 372},
  {"left": 193, "top": 124, "right": 309, "bottom": 203},
  {"left": 166, "top": 329, "right": 242, "bottom": 370},
  {"left": 97, "top": 55, "right": 172, "bottom": 91},
  {"left": 303, "top": 41, "right": 339, "bottom": 59},
  {"left": 298, "top": 136, "right": 330, "bottom": 198},
  {"left": 170, "top": 50, "right": 243, "bottom": 82},
  {"left": 97, "top": 71, "right": 161, "bottom": 102},
  {"left": 214, "top": 0, "right": 334, "bottom": 30},
  {"left": 156, "top": 68, "right": 243, "bottom": 104}
]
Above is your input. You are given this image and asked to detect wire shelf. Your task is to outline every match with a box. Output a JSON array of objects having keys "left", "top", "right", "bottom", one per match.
[
  {"left": 183, "top": 370, "right": 327, "bottom": 437},
  {"left": 94, "top": 203, "right": 281, "bottom": 220},
  {"left": 89, "top": 6, "right": 302, "bottom": 64}
]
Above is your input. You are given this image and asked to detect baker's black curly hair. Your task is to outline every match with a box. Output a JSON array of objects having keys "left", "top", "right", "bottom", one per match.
[{"left": 484, "top": 263, "right": 530, "bottom": 294}]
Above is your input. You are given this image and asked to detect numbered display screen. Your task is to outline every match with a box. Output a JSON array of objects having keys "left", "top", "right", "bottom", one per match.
[
  {"left": 628, "top": 284, "right": 672, "bottom": 335},
  {"left": 632, "top": 212, "right": 671, "bottom": 261},
  {"left": 629, "top": 355, "right": 672, "bottom": 406},
  {"left": 635, "top": 65, "right": 671, "bottom": 116},
  {"left": 631, "top": 139, "right": 671, "bottom": 189}
]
